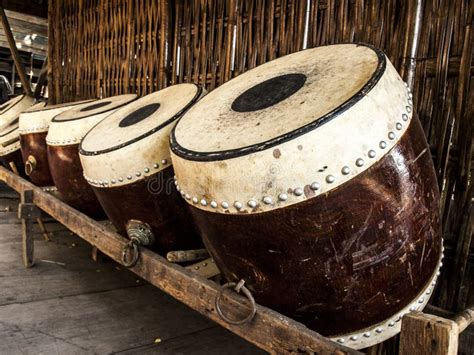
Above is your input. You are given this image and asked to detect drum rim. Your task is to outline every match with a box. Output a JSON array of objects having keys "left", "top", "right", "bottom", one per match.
[
  {"left": 79, "top": 84, "right": 203, "bottom": 156},
  {"left": 51, "top": 94, "right": 137, "bottom": 123},
  {"left": 170, "top": 42, "right": 386, "bottom": 162},
  {"left": 24, "top": 98, "right": 96, "bottom": 113},
  {"left": 0, "top": 94, "right": 26, "bottom": 115}
]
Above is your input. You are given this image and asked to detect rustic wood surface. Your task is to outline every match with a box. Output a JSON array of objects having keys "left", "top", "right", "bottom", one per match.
[
  {"left": 0, "top": 167, "right": 359, "bottom": 354},
  {"left": 0, "top": 184, "right": 263, "bottom": 354}
]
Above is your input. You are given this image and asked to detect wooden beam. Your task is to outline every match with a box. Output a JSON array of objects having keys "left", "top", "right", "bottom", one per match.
[
  {"left": 0, "top": 166, "right": 359, "bottom": 355},
  {"left": 0, "top": 40, "right": 46, "bottom": 56},
  {"left": 0, "top": 5, "right": 31, "bottom": 96},
  {"left": 4, "top": 9, "right": 47, "bottom": 26},
  {"left": 399, "top": 312, "right": 459, "bottom": 355}
]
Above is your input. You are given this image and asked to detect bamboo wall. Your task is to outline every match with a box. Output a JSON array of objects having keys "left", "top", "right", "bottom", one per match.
[{"left": 48, "top": 0, "right": 473, "bottom": 322}]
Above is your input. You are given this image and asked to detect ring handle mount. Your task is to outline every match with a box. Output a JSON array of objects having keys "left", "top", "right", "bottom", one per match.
[
  {"left": 25, "top": 155, "right": 37, "bottom": 176},
  {"left": 215, "top": 279, "right": 257, "bottom": 325}
]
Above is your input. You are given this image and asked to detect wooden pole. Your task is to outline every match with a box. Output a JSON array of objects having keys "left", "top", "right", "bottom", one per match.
[{"left": 0, "top": 4, "right": 32, "bottom": 96}]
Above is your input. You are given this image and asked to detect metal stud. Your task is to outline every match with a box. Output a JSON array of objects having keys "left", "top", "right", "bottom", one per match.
[
  {"left": 326, "top": 175, "right": 335, "bottom": 183},
  {"left": 119, "top": 177, "right": 123, "bottom": 182},
  {"left": 278, "top": 193, "right": 288, "bottom": 201},
  {"left": 176, "top": 185, "right": 180, "bottom": 192},
  {"left": 368, "top": 150, "right": 376, "bottom": 158},
  {"left": 388, "top": 321, "right": 395, "bottom": 327},
  {"left": 409, "top": 306, "right": 416, "bottom": 312},
  {"left": 408, "top": 98, "right": 413, "bottom": 105},
  {"left": 436, "top": 271, "right": 441, "bottom": 276},
  {"left": 379, "top": 141, "right": 387, "bottom": 149},
  {"left": 388, "top": 131, "right": 396, "bottom": 140},
  {"left": 376, "top": 328, "right": 383, "bottom": 333},
  {"left": 234, "top": 201, "right": 243, "bottom": 210},
  {"left": 210, "top": 201, "right": 218, "bottom": 208},
  {"left": 248, "top": 200, "right": 257, "bottom": 208},
  {"left": 94, "top": 180, "right": 98, "bottom": 185},
  {"left": 355, "top": 158, "right": 364, "bottom": 167},
  {"left": 426, "top": 289, "right": 431, "bottom": 295},
  {"left": 341, "top": 166, "right": 350, "bottom": 175},
  {"left": 192, "top": 197, "right": 198, "bottom": 204},
  {"left": 153, "top": 163, "right": 159, "bottom": 169},
  {"left": 136, "top": 172, "right": 141, "bottom": 177},
  {"left": 418, "top": 298, "right": 424, "bottom": 304},
  {"left": 104, "top": 180, "right": 109, "bottom": 185},
  {"left": 161, "top": 159, "right": 167, "bottom": 165},
  {"left": 263, "top": 196, "right": 272, "bottom": 204},
  {"left": 350, "top": 335, "right": 358, "bottom": 341},
  {"left": 200, "top": 199, "right": 207, "bottom": 206},
  {"left": 111, "top": 179, "right": 116, "bottom": 184},
  {"left": 310, "top": 182, "right": 320, "bottom": 191},
  {"left": 294, "top": 187, "right": 303, "bottom": 196},
  {"left": 337, "top": 338, "right": 345, "bottom": 344},
  {"left": 406, "top": 106, "right": 412, "bottom": 113},
  {"left": 221, "top": 201, "right": 229, "bottom": 209},
  {"left": 402, "top": 113, "right": 408, "bottom": 121},
  {"left": 99, "top": 181, "right": 103, "bottom": 185},
  {"left": 364, "top": 332, "right": 371, "bottom": 338},
  {"left": 396, "top": 122, "right": 403, "bottom": 130},
  {"left": 144, "top": 168, "right": 150, "bottom": 173},
  {"left": 127, "top": 175, "right": 132, "bottom": 180},
  {"left": 185, "top": 194, "right": 191, "bottom": 200}
]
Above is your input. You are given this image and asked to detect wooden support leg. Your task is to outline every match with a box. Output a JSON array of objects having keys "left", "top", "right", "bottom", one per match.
[
  {"left": 399, "top": 312, "right": 459, "bottom": 355},
  {"left": 18, "top": 190, "right": 37, "bottom": 268},
  {"left": 36, "top": 217, "right": 51, "bottom": 241}
]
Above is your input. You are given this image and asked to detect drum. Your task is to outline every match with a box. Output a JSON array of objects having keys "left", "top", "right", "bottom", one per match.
[
  {"left": 170, "top": 44, "right": 442, "bottom": 348},
  {"left": 0, "top": 118, "right": 26, "bottom": 176},
  {"left": 0, "top": 95, "right": 35, "bottom": 131},
  {"left": 19, "top": 99, "right": 96, "bottom": 186},
  {"left": 47, "top": 95, "right": 137, "bottom": 217},
  {"left": 79, "top": 84, "right": 205, "bottom": 254}
]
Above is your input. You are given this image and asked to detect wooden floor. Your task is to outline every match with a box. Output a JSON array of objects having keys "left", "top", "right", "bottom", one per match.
[{"left": 0, "top": 185, "right": 264, "bottom": 354}]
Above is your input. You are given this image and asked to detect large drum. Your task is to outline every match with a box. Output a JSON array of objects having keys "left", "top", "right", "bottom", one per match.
[
  {"left": 0, "top": 119, "right": 26, "bottom": 176},
  {"left": 0, "top": 95, "right": 35, "bottom": 130},
  {"left": 47, "top": 95, "right": 137, "bottom": 217},
  {"left": 19, "top": 99, "right": 95, "bottom": 186},
  {"left": 170, "top": 44, "right": 443, "bottom": 348},
  {"left": 79, "top": 84, "right": 205, "bottom": 254}
]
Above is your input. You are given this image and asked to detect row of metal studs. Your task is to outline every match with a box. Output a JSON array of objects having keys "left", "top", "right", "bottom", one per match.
[
  {"left": 46, "top": 136, "right": 82, "bottom": 145},
  {"left": 334, "top": 243, "right": 444, "bottom": 345},
  {"left": 41, "top": 186, "right": 58, "bottom": 192},
  {"left": 175, "top": 84, "right": 413, "bottom": 212},
  {"left": 84, "top": 159, "right": 169, "bottom": 187},
  {"left": 19, "top": 126, "right": 50, "bottom": 134}
]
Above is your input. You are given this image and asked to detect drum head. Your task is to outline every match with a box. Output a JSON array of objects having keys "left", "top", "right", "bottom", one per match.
[
  {"left": 0, "top": 119, "right": 20, "bottom": 156},
  {"left": 0, "top": 95, "right": 25, "bottom": 115},
  {"left": 172, "top": 43, "right": 383, "bottom": 158},
  {"left": 81, "top": 84, "right": 202, "bottom": 154},
  {"left": 24, "top": 99, "right": 95, "bottom": 113},
  {"left": 53, "top": 94, "right": 137, "bottom": 122}
]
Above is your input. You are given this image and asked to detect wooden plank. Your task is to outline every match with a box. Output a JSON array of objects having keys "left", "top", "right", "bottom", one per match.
[
  {"left": 20, "top": 190, "right": 34, "bottom": 268},
  {"left": 399, "top": 312, "right": 459, "bottom": 355},
  {"left": 0, "top": 5, "right": 32, "bottom": 95},
  {"left": 0, "top": 166, "right": 358, "bottom": 354}
]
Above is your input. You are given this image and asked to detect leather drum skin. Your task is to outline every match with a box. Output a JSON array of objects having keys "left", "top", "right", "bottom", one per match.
[
  {"left": 170, "top": 44, "right": 443, "bottom": 349},
  {"left": 46, "top": 95, "right": 137, "bottom": 218},
  {"left": 0, "top": 118, "right": 27, "bottom": 177},
  {"left": 19, "top": 99, "right": 96, "bottom": 186},
  {"left": 79, "top": 84, "right": 205, "bottom": 255},
  {"left": 0, "top": 95, "right": 35, "bottom": 131}
]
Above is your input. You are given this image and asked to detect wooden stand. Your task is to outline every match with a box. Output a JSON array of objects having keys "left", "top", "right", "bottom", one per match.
[{"left": 1, "top": 166, "right": 472, "bottom": 354}]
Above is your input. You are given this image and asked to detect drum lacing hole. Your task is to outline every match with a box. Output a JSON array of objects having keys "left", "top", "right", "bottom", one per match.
[
  {"left": 215, "top": 279, "right": 257, "bottom": 325},
  {"left": 121, "top": 239, "right": 140, "bottom": 268}
]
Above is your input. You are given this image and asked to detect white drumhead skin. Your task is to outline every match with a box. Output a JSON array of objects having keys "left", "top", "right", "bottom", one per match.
[
  {"left": 0, "top": 119, "right": 20, "bottom": 157},
  {"left": 171, "top": 43, "right": 415, "bottom": 214},
  {"left": 0, "top": 95, "right": 35, "bottom": 132},
  {"left": 80, "top": 84, "right": 205, "bottom": 188},
  {"left": 46, "top": 94, "right": 137, "bottom": 146},
  {"left": 19, "top": 99, "right": 96, "bottom": 134}
]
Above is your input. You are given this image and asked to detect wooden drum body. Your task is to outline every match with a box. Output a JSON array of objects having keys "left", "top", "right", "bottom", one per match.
[
  {"left": 79, "top": 85, "right": 205, "bottom": 254},
  {"left": 170, "top": 44, "right": 442, "bottom": 348},
  {"left": 19, "top": 100, "right": 95, "bottom": 186},
  {"left": 47, "top": 95, "right": 137, "bottom": 218}
]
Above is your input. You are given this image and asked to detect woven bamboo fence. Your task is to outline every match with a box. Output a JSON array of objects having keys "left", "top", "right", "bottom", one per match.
[{"left": 48, "top": 0, "right": 472, "bottom": 350}]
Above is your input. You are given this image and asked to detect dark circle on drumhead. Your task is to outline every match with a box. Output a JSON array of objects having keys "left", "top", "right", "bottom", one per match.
[
  {"left": 231, "top": 73, "right": 306, "bottom": 113},
  {"left": 80, "top": 101, "right": 112, "bottom": 112},
  {"left": 119, "top": 103, "right": 161, "bottom": 128}
]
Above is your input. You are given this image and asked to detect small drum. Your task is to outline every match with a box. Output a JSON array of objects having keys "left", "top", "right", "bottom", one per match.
[
  {"left": 0, "top": 119, "right": 25, "bottom": 176},
  {"left": 19, "top": 99, "right": 95, "bottom": 186},
  {"left": 0, "top": 95, "right": 35, "bottom": 131},
  {"left": 170, "top": 44, "right": 442, "bottom": 348},
  {"left": 47, "top": 95, "right": 137, "bottom": 217},
  {"left": 79, "top": 84, "right": 205, "bottom": 254}
]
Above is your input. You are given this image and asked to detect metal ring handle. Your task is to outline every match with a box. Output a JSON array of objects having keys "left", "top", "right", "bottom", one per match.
[
  {"left": 121, "top": 240, "right": 140, "bottom": 268},
  {"left": 215, "top": 279, "right": 257, "bottom": 325},
  {"left": 25, "top": 155, "right": 37, "bottom": 176}
]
